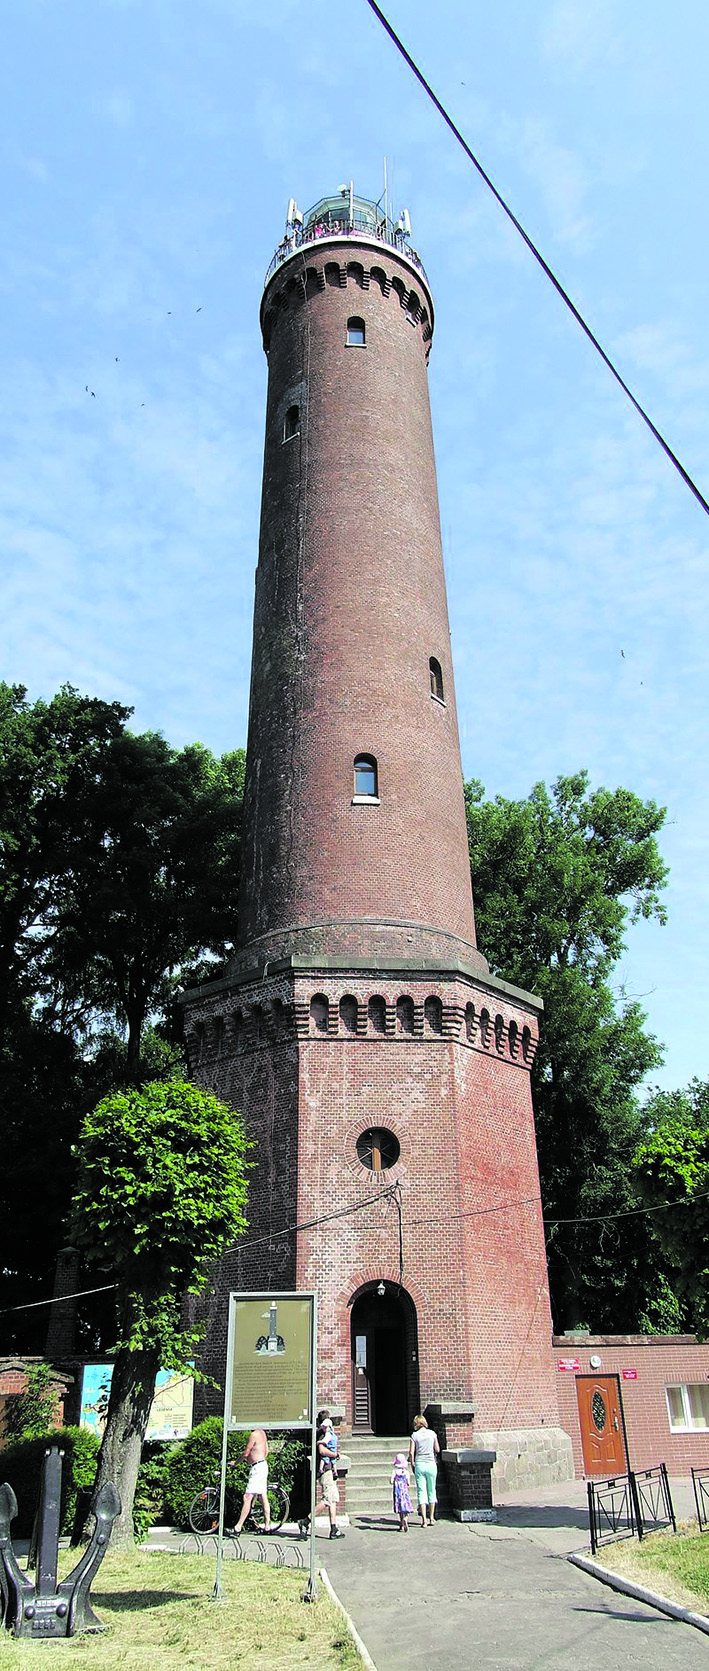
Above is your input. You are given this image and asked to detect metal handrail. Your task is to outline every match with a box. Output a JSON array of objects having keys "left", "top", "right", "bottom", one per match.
[{"left": 264, "top": 221, "right": 429, "bottom": 289}]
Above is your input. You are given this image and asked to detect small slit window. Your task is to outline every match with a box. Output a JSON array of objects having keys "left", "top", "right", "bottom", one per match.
[
  {"left": 353, "top": 754, "right": 378, "bottom": 799},
  {"left": 347, "top": 316, "right": 366, "bottom": 347},
  {"left": 429, "top": 657, "right": 444, "bottom": 702},
  {"left": 283, "top": 404, "right": 299, "bottom": 441}
]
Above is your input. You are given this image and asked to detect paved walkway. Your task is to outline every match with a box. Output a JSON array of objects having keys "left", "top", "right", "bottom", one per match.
[{"left": 320, "top": 1478, "right": 706, "bottom": 1671}]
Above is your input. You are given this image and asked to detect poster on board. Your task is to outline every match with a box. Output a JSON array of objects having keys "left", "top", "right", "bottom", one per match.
[
  {"left": 80, "top": 1364, "right": 194, "bottom": 1441},
  {"left": 227, "top": 1293, "right": 315, "bottom": 1429}
]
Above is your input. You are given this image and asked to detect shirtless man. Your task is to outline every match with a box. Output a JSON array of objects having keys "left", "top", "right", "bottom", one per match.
[{"left": 234, "top": 1427, "right": 270, "bottom": 1533}]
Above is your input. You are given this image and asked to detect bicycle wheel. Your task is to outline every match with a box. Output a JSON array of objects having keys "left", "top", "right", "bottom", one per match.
[
  {"left": 188, "top": 1485, "right": 220, "bottom": 1534},
  {"left": 250, "top": 1484, "right": 289, "bottom": 1533}
]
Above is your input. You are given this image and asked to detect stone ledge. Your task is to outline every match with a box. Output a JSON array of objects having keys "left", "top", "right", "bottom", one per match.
[
  {"left": 442, "top": 1449, "right": 496, "bottom": 1466},
  {"left": 427, "top": 1401, "right": 477, "bottom": 1419}
]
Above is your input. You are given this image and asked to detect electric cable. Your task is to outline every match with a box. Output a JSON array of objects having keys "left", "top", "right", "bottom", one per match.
[
  {"left": 1, "top": 1179, "right": 704, "bottom": 1316},
  {"left": 362, "top": 0, "right": 709, "bottom": 519}
]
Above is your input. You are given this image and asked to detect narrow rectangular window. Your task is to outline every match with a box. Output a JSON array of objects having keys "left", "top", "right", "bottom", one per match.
[{"left": 347, "top": 317, "right": 366, "bottom": 347}]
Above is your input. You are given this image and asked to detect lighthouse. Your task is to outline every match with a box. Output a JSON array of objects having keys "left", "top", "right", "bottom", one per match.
[{"left": 184, "top": 188, "right": 572, "bottom": 1493}]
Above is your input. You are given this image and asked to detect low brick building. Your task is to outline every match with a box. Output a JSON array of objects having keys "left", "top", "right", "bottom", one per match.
[{"left": 553, "top": 1334, "right": 709, "bottom": 1478}]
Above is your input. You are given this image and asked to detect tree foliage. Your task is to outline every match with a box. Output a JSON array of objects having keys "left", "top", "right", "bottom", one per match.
[
  {"left": 466, "top": 770, "right": 675, "bottom": 1332},
  {"left": 0, "top": 682, "right": 244, "bottom": 1346},
  {"left": 70, "top": 1078, "right": 250, "bottom": 1545},
  {"left": 632, "top": 1079, "right": 709, "bottom": 1338}
]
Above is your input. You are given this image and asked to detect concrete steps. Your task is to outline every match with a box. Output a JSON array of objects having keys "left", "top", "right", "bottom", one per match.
[
  {"left": 345, "top": 1436, "right": 410, "bottom": 1513},
  {"left": 344, "top": 1434, "right": 451, "bottom": 1518}
]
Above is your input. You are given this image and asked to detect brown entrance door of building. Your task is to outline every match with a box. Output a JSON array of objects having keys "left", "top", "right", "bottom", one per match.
[
  {"left": 576, "top": 1375, "right": 627, "bottom": 1475},
  {"left": 350, "top": 1287, "right": 412, "bottom": 1435}
]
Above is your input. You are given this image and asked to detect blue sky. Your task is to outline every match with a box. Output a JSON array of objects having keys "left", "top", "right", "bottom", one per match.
[{"left": 1, "top": 0, "right": 707, "bottom": 1094}]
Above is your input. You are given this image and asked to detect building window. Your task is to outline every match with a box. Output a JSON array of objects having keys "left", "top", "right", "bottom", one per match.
[
  {"left": 353, "top": 754, "right": 378, "bottom": 800},
  {"left": 429, "top": 657, "right": 444, "bottom": 701},
  {"left": 283, "top": 404, "right": 300, "bottom": 441},
  {"left": 347, "top": 316, "right": 366, "bottom": 347},
  {"left": 214, "top": 1016, "right": 225, "bottom": 1055},
  {"left": 666, "top": 1384, "right": 709, "bottom": 1432},
  {"left": 356, "top": 1127, "right": 400, "bottom": 1172}
]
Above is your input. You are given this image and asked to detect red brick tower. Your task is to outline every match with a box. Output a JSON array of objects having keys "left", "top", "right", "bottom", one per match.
[{"left": 184, "top": 190, "right": 572, "bottom": 1493}]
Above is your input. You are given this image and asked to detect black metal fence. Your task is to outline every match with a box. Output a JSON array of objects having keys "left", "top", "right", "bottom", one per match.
[
  {"left": 630, "top": 1464, "right": 676, "bottom": 1539},
  {"left": 692, "top": 1466, "right": 709, "bottom": 1531},
  {"left": 587, "top": 1464, "right": 676, "bottom": 1556}
]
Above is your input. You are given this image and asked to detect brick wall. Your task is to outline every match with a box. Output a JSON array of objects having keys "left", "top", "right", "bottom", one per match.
[
  {"left": 189, "top": 964, "right": 562, "bottom": 1443},
  {"left": 553, "top": 1335, "right": 709, "bottom": 1474},
  {"left": 237, "top": 238, "right": 482, "bottom": 966}
]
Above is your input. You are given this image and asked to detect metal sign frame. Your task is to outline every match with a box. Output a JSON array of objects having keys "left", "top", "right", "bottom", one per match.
[{"left": 213, "top": 1290, "right": 318, "bottom": 1603}]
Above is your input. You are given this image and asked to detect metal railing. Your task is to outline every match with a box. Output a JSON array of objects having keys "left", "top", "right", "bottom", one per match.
[
  {"left": 587, "top": 1463, "right": 676, "bottom": 1556},
  {"left": 587, "top": 1473, "right": 636, "bottom": 1556},
  {"left": 264, "top": 219, "right": 429, "bottom": 289},
  {"left": 692, "top": 1465, "right": 709, "bottom": 1531},
  {"left": 630, "top": 1464, "right": 676, "bottom": 1539}
]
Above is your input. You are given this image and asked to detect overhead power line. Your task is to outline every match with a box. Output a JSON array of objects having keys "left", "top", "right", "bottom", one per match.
[
  {"left": 2, "top": 1183, "right": 705, "bottom": 1317},
  {"left": 363, "top": 0, "right": 709, "bottom": 520}
]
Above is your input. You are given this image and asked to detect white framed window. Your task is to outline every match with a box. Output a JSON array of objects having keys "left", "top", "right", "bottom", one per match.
[
  {"left": 666, "top": 1383, "right": 709, "bottom": 1432},
  {"left": 352, "top": 753, "right": 379, "bottom": 803},
  {"left": 346, "top": 316, "right": 366, "bottom": 347}
]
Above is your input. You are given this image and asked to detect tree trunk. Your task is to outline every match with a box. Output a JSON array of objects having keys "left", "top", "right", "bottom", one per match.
[{"left": 92, "top": 1344, "right": 161, "bottom": 1549}]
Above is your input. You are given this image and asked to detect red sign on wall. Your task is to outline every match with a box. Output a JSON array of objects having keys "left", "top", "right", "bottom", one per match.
[
  {"left": 558, "top": 1357, "right": 581, "bottom": 1371},
  {"left": 621, "top": 1369, "right": 638, "bottom": 1380}
]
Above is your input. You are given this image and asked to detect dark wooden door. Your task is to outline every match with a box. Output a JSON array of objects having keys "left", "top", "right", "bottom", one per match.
[{"left": 576, "top": 1376, "right": 626, "bottom": 1475}]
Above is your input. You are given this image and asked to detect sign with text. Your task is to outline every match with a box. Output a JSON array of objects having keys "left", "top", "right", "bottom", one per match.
[
  {"left": 621, "top": 1369, "right": 638, "bottom": 1380},
  {"left": 558, "top": 1357, "right": 581, "bottom": 1372},
  {"left": 227, "top": 1292, "right": 315, "bottom": 1430},
  {"left": 80, "top": 1364, "right": 194, "bottom": 1440}
]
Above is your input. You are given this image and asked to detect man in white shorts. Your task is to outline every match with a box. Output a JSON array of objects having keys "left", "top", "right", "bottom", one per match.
[{"left": 234, "top": 1427, "right": 270, "bottom": 1533}]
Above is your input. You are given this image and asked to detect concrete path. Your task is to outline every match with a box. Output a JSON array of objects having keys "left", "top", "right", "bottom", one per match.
[{"left": 321, "top": 1479, "right": 707, "bottom": 1671}]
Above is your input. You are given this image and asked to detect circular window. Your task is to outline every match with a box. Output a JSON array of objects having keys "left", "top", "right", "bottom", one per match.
[
  {"left": 356, "top": 1128, "right": 400, "bottom": 1172},
  {"left": 591, "top": 1391, "right": 607, "bottom": 1433}
]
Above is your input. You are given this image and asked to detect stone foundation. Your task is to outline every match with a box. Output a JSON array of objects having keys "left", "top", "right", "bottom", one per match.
[{"left": 473, "top": 1427, "right": 574, "bottom": 1494}]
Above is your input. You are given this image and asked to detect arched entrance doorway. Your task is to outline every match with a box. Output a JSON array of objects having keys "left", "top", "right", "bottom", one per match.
[{"left": 350, "top": 1283, "right": 419, "bottom": 1435}]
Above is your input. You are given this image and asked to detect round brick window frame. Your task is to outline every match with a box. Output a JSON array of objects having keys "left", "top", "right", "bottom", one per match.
[{"left": 343, "top": 1113, "right": 407, "bottom": 1182}]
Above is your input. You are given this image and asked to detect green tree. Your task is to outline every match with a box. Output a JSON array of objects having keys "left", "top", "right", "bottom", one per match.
[
  {"left": 2, "top": 1361, "right": 61, "bottom": 1442},
  {"left": 466, "top": 770, "right": 674, "bottom": 1331},
  {"left": 0, "top": 685, "right": 245, "bottom": 1346},
  {"left": 0, "top": 683, "right": 130, "bottom": 1338},
  {"left": 50, "top": 732, "right": 245, "bottom": 1082},
  {"left": 632, "top": 1078, "right": 709, "bottom": 1337},
  {"left": 70, "top": 1078, "right": 250, "bottom": 1547}
]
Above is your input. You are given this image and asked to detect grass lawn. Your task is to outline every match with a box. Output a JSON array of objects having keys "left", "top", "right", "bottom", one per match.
[
  {"left": 0, "top": 1550, "right": 364, "bottom": 1670},
  {"left": 596, "top": 1522, "right": 709, "bottom": 1615}
]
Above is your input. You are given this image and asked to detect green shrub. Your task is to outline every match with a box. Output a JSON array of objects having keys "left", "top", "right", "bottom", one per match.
[
  {"left": 2, "top": 1363, "right": 62, "bottom": 1443},
  {"left": 133, "top": 1441, "right": 177, "bottom": 1541},
  {"left": 0, "top": 1426, "right": 100, "bottom": 1538},
  {"left": 165, "top": 1419, "right": 306, "bottom": 1528}
]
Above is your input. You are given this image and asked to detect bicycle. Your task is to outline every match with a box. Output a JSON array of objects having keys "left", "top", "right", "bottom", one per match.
[{"left": 188, "top": 1465, "right": 290, "bottom": 1536}]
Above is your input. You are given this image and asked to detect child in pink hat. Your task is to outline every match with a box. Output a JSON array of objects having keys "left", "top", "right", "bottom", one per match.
[{"left": 391, "top": 1452, "right": 413, "bottom": 1532}]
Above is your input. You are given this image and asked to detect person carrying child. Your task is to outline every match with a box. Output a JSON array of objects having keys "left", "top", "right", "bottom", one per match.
[
  {"left": 316, "top": 1408, "right": 345, "bottom": 1540},
  {"left": 390, "top": 1451, "right": 413, "bottom": 1532}
]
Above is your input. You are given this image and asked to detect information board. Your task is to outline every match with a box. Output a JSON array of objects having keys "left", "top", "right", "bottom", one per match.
[{"left": 227, "top": 1293, "right": 315, "bottom": 1429}]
